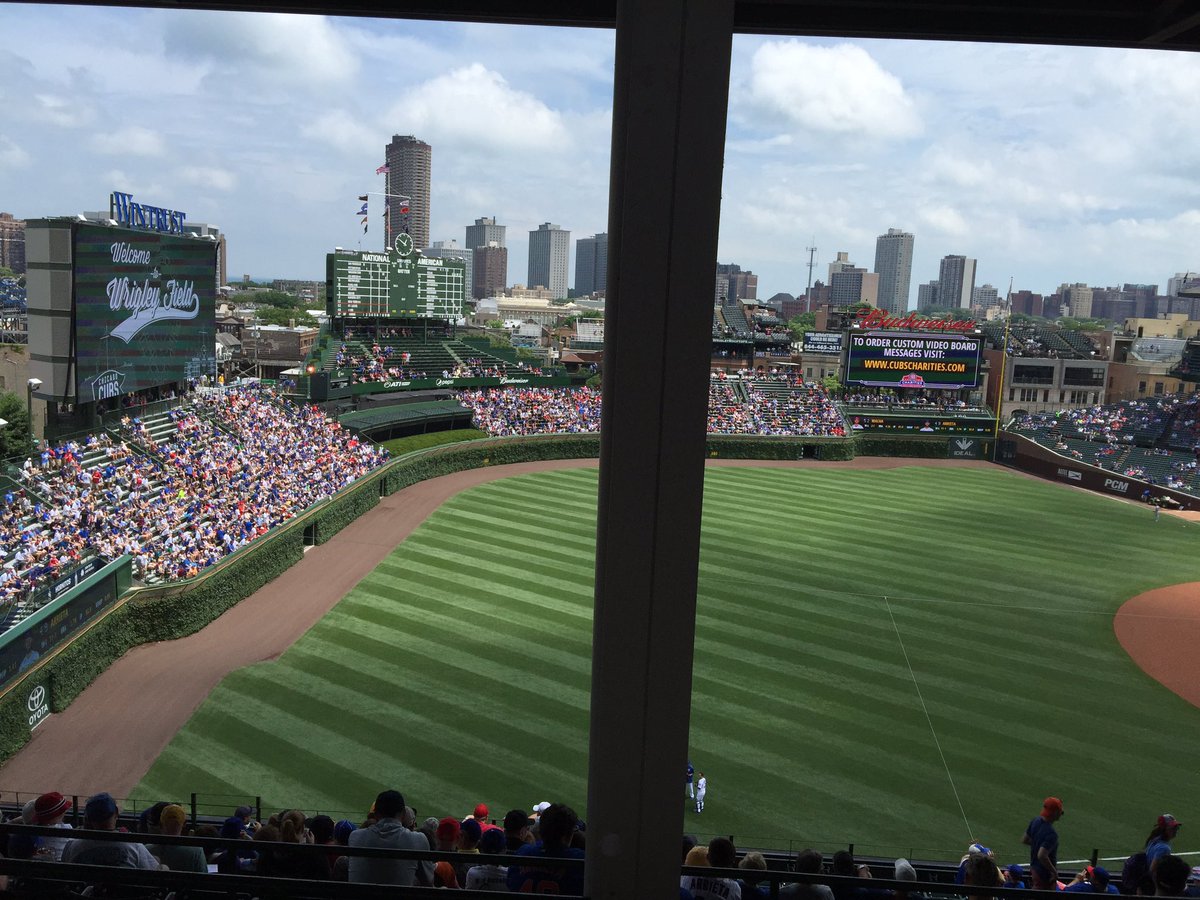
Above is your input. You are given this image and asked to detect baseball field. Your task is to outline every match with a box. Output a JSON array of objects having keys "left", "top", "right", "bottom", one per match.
[{"left": 132, "top": 463, "right": 1200, "bottom": 861}]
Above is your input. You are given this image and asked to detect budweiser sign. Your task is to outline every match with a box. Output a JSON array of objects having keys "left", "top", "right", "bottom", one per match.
[{"left": 855, "top": 308, "right": 977, "bottom": 332}]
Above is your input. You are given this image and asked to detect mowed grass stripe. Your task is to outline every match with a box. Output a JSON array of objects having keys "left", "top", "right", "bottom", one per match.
[{"left": 137, "top": 466, "right": 1200, "bottom": 856}]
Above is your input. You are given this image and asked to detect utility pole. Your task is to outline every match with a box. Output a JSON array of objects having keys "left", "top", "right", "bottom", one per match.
[{"left": 805, "top": 240, "right": 817, "bottom": 309}]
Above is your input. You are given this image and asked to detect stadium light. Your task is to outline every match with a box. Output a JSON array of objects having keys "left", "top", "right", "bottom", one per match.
[{"left": 26, "top": 377, "right": 41, "bottom": 446}]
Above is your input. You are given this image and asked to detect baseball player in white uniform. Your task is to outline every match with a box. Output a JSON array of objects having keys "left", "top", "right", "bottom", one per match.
[{"left": 695, "top": 772, "right": 707, "bottom": 813}]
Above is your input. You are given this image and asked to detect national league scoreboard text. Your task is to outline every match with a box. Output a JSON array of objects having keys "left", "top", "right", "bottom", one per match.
[
  {"left": 327, "top": 240, "right": 465, "bottom": 320},
  {"left": 845, "top": 331, "right": 982, "bottom": 390}
]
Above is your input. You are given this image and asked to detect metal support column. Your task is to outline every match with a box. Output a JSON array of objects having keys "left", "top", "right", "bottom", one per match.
[{"left": 586, "top": 1, "right": 734, "bottom": 897}]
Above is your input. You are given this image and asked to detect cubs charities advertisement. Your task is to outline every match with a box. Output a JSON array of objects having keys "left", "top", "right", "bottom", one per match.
[
  {"left": 74, "top": 225, "right": 217, "bottom": 402},
  {"left": 845, "top": 331, "right": 982, "bottom": 390}
]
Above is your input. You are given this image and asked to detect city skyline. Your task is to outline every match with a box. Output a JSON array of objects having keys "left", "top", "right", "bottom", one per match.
[{"left": 0, "top": 6, "right": 1197, "bottom": 302}]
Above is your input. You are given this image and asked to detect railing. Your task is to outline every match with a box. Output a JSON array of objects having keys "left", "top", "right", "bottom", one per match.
[{"left": 0, "top": 821, "right": 1108, "bottom": 900}]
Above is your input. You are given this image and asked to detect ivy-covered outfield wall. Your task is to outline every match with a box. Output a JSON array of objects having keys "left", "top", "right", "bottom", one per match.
[{"left": 0, "top": 430, "right": 951, "bottom": 765}]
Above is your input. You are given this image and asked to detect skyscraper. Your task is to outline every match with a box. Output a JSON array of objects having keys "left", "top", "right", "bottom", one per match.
[
  {"left": 937, "top": 255, "right": 977, "bottom": 309},
  {"left": 466, "top": 216, "right": 506, "bottom": 251},
  {"left": 829, "top": 268, "right": 879, "bottom": 305},
  {"left": 575, "top": 233, "right": 608, "bottom": 296},
  {"left": 873, "top": 228, "right": 914, "bottom": 314},
  {"left": 715, "top": 263, "right": 757, "bottom": 303},
  {"left": 528, "top": 223, "right": 570, "bottom": 299},
  {"left": 474, "top": 242, "right": 508, "bottom": 299},
  {"left": 916, "top": 281, "right": 940, "bottom": 311},
  {"left": 383, "top": 135, "right": 431, "bottom": 250}
]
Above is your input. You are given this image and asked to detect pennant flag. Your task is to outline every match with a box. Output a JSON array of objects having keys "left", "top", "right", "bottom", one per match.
[
  {"left": 363, "top": 222, "right": 369, "bottom": 234},
  {"left": 357, "top": 203, "right": 368, "bottom": 215},
  {"left": 400, "top": 205, "right": 410, "bottom": 213},
  {"left": 375, "top": 164, "right": 389, "bottom": 175},
  {"left": 357, "top": 194, "right": 368, "bottom": 202},
  {"left": 360, "top": 216, "right": 368, "bottom": 226}
]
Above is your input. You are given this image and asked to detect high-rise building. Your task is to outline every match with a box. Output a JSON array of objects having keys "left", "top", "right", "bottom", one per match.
[
  {"left": 425, "top": 239, "right": 473, "bottom": 294},
  {"left": 1167, "top": 272, "right": 1199, "bottom": 297},
  {"left": 829, "top": 268, "right": 879, "bottom": 306},
  {"left": 873, "top": 228, "right": 914, "bottom": 314},
  {"left": 714, "top": 263, "right": 757, "bottom": 303},
  {"left": 383, "top": 135, "right": 431, "bottom": 250},
  {"left": 528, "top": 223, "right": 571, "bottom": 299},
  {"left": 916, "top": 281, "right": 940, "bottom": 311},
  {"left": 466, "top": 216, "right": 505, "bottom": 251},
  {"left": 972, "top": 284, "right": 1000, "bottom": 309},
  {"left": 937, "top": 255, "right": 977, "bottom": 309},
  {"left": 828, "top": 251, "right": 854, "bottom": 282},
  {"left": 0, "top": 212, "right": 26, "bottom": 274},
  {"left": 1009, "top": 290, "right": 1043, "bottom": 317},
  {"left": 474, "top": 242, "right": 508, "bottom": 299},
  {"left": 575, "top": 233, "right": 608, "bottom": 296},
  {"left": 1059, "top": 283, "right": 1093, "bottom": 318}
]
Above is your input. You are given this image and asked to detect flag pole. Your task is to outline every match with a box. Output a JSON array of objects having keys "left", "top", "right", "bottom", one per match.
[{"left": 991, "top": 277, "right": 1014, "bottom": 459}]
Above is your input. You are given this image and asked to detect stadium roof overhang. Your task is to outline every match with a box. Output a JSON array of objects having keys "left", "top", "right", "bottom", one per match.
[{"left": 42, "top": 1, "right": 1200, "bottom": 51}]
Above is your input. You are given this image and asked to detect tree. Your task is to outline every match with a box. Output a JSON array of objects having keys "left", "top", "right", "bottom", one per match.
[
  {"left": 0, "top": 391, "right": 31, "bottom": 458},
  {"left": 821, "top": 374, "right": 842, "bottom": 394},
  {"left": 245, "top": 289, "right": 304, "bottom": 309},
  {"left": 486, "top": 319, "right": 505, "bottom": 330},
  {"left": 254, "top": 306, "right": 317, "bottom": 327},
  {"left": 787, "top": 312, "right": 816, "bottom": 341}
]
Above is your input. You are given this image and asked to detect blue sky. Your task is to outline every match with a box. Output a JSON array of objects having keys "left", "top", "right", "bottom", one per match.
[{"left": 2, "top": 6, "right": 1199, "bottom": 305}]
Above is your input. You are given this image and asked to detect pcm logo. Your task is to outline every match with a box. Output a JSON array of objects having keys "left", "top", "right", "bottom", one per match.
[{"left": 1104, "top": 478, "right": 1130, "bottom": 494}]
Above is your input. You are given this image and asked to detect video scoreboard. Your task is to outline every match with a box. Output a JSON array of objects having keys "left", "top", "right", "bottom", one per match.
[
  {"left": 845, "top": 331, "right": 982, "bottom": 390},
  {"left": 327, "top": 233, "right": 466, "bottom": 320}
]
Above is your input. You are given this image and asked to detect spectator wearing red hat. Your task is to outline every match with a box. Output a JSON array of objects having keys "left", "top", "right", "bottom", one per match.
[
  {"left": 1022, "top": 797, "right": 1064, "bottom": 890},
  {"left": 433, "top": 817, "right": 466, "bottom": 887},
  {"left": 1146, "top": 815, "right": 1183, "bottom": 873},
  {"left": 471, "top": 803, "right": 500, "bottom": 832},
  {"left": 31, "top": 792, "right": 72, "bottom": 862},
  {"left": 1064, "top": 865, "right": 1119, "bottom": 894}
]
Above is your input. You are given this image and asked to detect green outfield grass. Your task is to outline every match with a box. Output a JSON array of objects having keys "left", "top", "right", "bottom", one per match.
[{"left": 136, "top": 465, "right": 1200, "bottom": 861}]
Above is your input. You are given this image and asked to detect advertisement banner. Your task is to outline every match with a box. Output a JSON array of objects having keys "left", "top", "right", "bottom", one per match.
[
  {"left": 846, "top": 414, "right": 993, "bottom": 435},
  {"left": 845, "top": 331, "right": 982, "bottom": 390},
  {"left": 803, "top": 331, "right": 843, "bottom": 355},
  {"left": 74, "top": 225, "right": 217, "bottom": 401}
]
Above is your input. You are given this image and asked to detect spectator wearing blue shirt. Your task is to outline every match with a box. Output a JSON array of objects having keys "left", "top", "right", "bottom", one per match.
[
  {"left": 1145, "top": 814, "right": 1182, "bottom": 873},
  {"left": 1022, "top": 797, "right": 1064, "bottom": 890},
  {"left": 1064, "top": 866, "right": 1118, "bottom": 894}
]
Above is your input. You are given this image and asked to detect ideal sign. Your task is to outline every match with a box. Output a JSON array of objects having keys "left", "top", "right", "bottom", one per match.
[{"left": 948, "top": 438, "right": 983, "bottom": 459}]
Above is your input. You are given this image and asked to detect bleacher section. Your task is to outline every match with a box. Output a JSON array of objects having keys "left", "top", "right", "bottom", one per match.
[
  {"left": 1011, "top": 392, "right": 1200, "bottom": 495},
  {"left": 708, "top": 376, "right": 846, "bottom": 436},
  {"left": 981, "top": 322, "right": 1096, "bottom": 358},
  {"left": 0, "top": 387, "right": 389, "bottom": 625}
]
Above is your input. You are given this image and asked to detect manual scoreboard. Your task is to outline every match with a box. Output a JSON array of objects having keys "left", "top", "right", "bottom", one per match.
[{"left": 327, "top": 232, "right": 466, "bottom": 320}]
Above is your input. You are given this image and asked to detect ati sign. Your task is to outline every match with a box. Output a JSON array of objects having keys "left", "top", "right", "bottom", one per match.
[
  {"left": 948, "top": 438, "right": 983, "bottom": 459},
  {"left": 26, "top": 683, "right": 49, "bottom": 729}
]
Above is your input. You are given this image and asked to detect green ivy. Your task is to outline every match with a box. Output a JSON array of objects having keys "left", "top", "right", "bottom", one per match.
[{"left": 852, "top": 435, "right": 950, "bottom": 457}]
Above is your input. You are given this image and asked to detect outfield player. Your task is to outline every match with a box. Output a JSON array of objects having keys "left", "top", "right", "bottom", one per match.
[
  {"left": 687, "top": 761, "right": 695, "bottom": 799},
  {"left": 695, "top": 772, "right": 707, "bottom": 813}
]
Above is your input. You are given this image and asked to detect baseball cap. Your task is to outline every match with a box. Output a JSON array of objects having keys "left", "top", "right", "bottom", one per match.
[
  {"left": 436, "top": 817, "right": 461, "bottom": 843},
  {"left": 1042, "top": 797, "right": 1064, "bottom": 815},
  {"left": 84, "top": 792, "right": 118, "bottom": 823},
  {"left": 479, "top": 828, "right": 506, "bottom": 854},
  {"left": 968, "top": 843, "right": 991, "bottom": 858},
  {"left": 1158, "top": 814, "right": 1183, "bottom": 829},
  {"left": 895, "top": 858, "right": 917, "bottom": 882},
  {"left": 1089, "top": 866, "right": 1111, "bottom": 884},
  {"left": 474, "top": 803, "right": 489, "bottom": 820},
  {"left": 532, "top": 801, "right": 551, "bottom": 814},
  {"left": 33, "top": 791, "right": 71, "bottom": 824},
  {"left": 160, "top": 804, "right": 187, "bottom": 830},
  {"left": 505, "top": 808, "right": 533, "bottom": 831},
  {"left": 334, "top": 820, "right": 356, "bottom": 844},
  {"left": 234, "top": 805, "right": 254, "bottom": 819},
  {"left": 1008, "top": 864, "right": 1025, "bottom": 879},
  {"left": 460, "top": 818, "right": 482, "bottom": 842}
]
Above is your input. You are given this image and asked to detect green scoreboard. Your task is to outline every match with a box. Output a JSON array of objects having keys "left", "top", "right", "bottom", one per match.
[{"left": 327, "top": 232, "right": 466, "bottom": 320}]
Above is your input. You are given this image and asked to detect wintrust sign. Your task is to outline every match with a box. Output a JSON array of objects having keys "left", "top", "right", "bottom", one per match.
[{"left": 109, "top": 191, "right": 187, "bottom": 235}]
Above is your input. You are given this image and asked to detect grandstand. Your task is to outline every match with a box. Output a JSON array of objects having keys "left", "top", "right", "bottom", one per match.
[{"left": 981, "top": 321, "right": 1098, "bottom": 358}]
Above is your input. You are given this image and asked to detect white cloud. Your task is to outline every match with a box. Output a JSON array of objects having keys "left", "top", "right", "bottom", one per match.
[
  {"left": 391, "top": 64, "right": 569, "bottom": 152},
  {"left": 32, "top": 93, "right": 94, "bottom": 128},
  {"left": 0, "top": 135, "right": 30, "bottom": 169},
  {"left": 745, "top": 41, "right": 921, "bottom": 139},
  {"left": 302, "top": 111, "right": 380, "bottom": 154},
  {"left": 917, "top": 205, "right": 969, "bottom": 237},
  {"left": 163, "top": 12, "right": 357, "bottom": 87},
  {"left": 91, "top": 126, "right": 167, "bottom": 157},
  {"left": 178, "top": 166, "right": 237, "bottom": 192}
]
